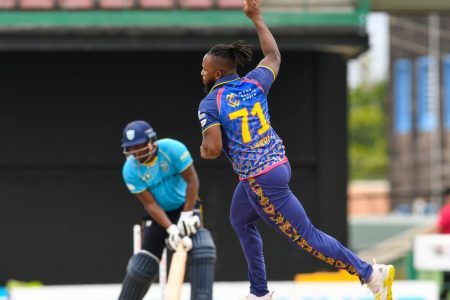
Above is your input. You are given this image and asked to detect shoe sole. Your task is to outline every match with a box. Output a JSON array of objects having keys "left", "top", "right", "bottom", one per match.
[{"left": 384, "top": 265, "right": 395, "bottom": 300}]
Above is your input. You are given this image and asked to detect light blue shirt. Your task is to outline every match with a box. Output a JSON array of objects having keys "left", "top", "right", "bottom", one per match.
[{"left": 122, "top": 138, "right": 193, "bottom": 212}]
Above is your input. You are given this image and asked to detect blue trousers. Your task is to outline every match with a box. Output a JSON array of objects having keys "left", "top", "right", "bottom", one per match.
[{"left": 229, "top": 162, "right": 372, "bottom": 296}]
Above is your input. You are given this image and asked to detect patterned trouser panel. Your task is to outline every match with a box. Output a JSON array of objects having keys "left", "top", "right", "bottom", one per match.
[{"left": 229, "top": 162, "right": 372, "bottom": 297}]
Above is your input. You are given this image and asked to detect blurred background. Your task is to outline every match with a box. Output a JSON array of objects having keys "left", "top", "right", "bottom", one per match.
[{"left": 1, "top": 0, "right": 450, "bottom": 299}]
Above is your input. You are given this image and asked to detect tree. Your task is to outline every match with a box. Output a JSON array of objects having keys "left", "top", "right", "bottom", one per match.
[{"left": 349, "top": 81, "right": 387, "bottom": 180}]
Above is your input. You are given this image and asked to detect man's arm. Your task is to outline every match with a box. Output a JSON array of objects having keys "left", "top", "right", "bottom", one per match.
[
  {"left": 180, "top": 164, "right": 200, "bottom": 211},
  {"left": 200, "top": 125, "right": 222, "bottom": 159},
  {"left": 135, "top": 190, "right": 172, "bottom": 229},
  {"left": 244, "top": 0, "right": 281, "bottom": 76}
]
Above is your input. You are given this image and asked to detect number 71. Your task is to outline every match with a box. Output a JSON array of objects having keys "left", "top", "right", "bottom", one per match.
[{"left": 228, "top": 102, "right": 269, "bottom": 143}]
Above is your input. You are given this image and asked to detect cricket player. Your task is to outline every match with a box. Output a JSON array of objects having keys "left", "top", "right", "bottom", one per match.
[
  {"left": 197, "top": 0, "right": 395, "bottom": 299},
  {"left": 118, "top": 120, "right": 216, "bottom": 300}
]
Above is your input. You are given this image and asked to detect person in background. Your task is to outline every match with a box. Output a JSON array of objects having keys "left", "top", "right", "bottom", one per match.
[{"left": 436, "top": 188, "right": 450, "bottom": 300}]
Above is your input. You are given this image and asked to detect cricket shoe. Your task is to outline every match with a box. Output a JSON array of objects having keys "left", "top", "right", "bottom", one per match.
[
  {"left": 366, "top": 260, "right": 395, "bottom": 300},
  {"left": 243, "top": 291, "right": 274, "bottom": 300}
]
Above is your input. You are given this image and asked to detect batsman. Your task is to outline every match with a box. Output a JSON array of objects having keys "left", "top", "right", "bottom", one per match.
[{"left": 118, "top": 120, "right": 216, "bottom": 300}]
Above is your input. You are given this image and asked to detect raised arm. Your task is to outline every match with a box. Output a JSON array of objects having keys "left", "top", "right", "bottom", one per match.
[{"left": 244, "top": 0, "right": 281, "bottom": 76}]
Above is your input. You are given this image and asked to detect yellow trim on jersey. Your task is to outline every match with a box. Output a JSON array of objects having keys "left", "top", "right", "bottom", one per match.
[
  {"left": 202, "top": 122, "right": 220, "bottom": 134},
  {"left": 257, "top": 65, "right": 277, "bottom": 81},
  {"left": 179, "top": 161, "right": 193, "bottom": 173},
  {"left": 144, "top": 156, "right": 158, "bottom": 167},
  {"left": 180, "top": 151, "right": 190, "bottom": 161},
  {"left": 210, "top": 78, "right": 240, "bottom": 93}
]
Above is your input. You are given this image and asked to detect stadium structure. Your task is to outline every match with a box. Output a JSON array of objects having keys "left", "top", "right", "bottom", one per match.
[{"left": 0, "top": 0, "right": 370, "bottom": 286}]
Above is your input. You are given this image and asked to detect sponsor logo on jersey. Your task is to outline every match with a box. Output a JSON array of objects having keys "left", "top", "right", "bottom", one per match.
[
  {"left": 141, "top": 173, "right": 151, "bottom": 181},
  {"left": 198, "top": 111, "right": 206, "bottom": 120},
  {"left": 239, "top": 88, "right": 257, "bottom": 101}
]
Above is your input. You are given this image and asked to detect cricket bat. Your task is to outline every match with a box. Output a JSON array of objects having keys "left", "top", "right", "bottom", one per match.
[
  {"left": 133, "top": 224, "right": 142, "bottom": 255},
  {"left": 160, "top": 248, "right": 167, "bottom": 300},
  {"left": 164, "top": 242, "right": 188, "bottom": 300}
]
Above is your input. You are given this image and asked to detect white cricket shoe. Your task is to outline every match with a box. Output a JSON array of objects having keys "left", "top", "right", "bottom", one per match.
[
  {"left": 366, "top": 261, "right": 395, "bottom": 300},
  {"left": 243, "top": 291, "right": 274, "bottom": 300}
]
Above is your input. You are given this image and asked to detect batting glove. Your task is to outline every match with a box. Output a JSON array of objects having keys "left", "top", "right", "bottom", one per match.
[
  {"left": 181, "top": 236, "right": 193, "bottom": 251},
  {"left": 177, "top": 211, "right": 201, "bottom": 237},
  {"left": 165, "top": 224, "right": 181, "bottom": 251}
]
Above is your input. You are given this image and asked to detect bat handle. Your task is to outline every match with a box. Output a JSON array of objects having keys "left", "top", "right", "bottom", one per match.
[
  {"left": 133, "top": 224, "right": 141, "bottom": 254},
  {"left": 177, "top": 242, "right": 187, "bottom": 252}
]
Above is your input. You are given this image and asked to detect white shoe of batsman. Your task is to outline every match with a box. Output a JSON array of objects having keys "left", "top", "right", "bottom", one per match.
[
  {"left": 244, "top": 292, "right": 274, "bottom": 300},
  {"left": 366, "top": 262, "right": 395, "bottom": 300}
]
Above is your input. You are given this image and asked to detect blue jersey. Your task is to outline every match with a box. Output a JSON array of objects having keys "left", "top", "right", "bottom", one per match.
[
  {"left": 122, "top": 138, "right": 193, "bottom": 212},
  {"left": 198, "top": 66, "right": 287, "bottom": 179}
]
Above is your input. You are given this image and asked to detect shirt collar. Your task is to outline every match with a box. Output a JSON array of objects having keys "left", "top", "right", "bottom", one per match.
[{"left": 210, "top": 74, "right": 240, "bottom": 92}]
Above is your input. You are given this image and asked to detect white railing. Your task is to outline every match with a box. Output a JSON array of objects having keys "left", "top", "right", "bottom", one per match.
[{"left": 356, "top": 216, "right": 436, "bottom": 264}]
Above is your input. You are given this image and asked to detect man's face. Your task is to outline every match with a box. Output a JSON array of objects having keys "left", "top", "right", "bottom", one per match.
[
  {"left": 201, "top": 54, "right": 221, "bottom": 94},
  {"left": 126, "top": 142, "right": 154, "bottom": 164}
]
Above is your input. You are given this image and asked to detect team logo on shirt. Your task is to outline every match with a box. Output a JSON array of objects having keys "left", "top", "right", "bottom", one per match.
[
  {"left": 226, "top": 93, "right": 240, "bottom": 108},
  {"left": 160, "top": 161, "right": 169, "bottom": 172}
]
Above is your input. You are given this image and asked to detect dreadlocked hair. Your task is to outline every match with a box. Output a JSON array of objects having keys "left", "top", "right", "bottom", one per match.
[{"left": 208, "top": 40, "right": 253, "bottom": 67}]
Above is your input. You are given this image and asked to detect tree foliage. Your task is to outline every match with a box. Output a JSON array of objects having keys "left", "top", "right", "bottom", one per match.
[{"left": 349, "top": 81, "right": 387, "bottom": 180}]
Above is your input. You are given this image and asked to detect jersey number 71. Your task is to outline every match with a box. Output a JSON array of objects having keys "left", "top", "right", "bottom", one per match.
[{"left": 228, "top": 101, "right": 269, "bottom": 143}]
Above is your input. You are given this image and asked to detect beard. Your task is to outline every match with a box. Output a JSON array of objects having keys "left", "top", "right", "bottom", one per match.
[{"left": 203, "top": 79, "right": 216, "bottom": 94}]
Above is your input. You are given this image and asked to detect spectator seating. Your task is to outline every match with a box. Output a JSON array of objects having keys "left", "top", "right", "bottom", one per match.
[
  {"left": 139, "top": 0, "right": 174, "bottom": 9},
  {"left": 20, "top": 0, "right": 54, "bottom": 9},
  {"left": 58, "top": 0, "right": 94, "bottom": 9},
  {"left": 99, "top": 0, "right": 133, "bottom": 9},
  {"left": 0, "top": 0, "right": 16, "bottom": 9},
  {"left": 217, "top": 0, "right": 241, "bottom": 8},
  {"left": 179, "top": 0, "right": 212, "bottom": 9},
  {"left": 0, "top": 0, "right": 358, "bottom": 10}
]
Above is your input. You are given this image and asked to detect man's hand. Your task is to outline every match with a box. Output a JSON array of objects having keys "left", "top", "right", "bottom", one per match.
[
  {"left": 243, "top": 0, "right": 281, "bottom": 75},
  {"left": 200, "top": 145, "right": 207, "bottom": 159},
  {"left": 165, "top": 224, "right": 182, "bottom": 251},
  {"left": 177, "top": 211, "right": 201, "bottom": 237},
  {"left": 181, "top": 236, "right": 193, "bottom": 251},
  {"left": 243, "top": 0, "right": 261, "bottom": 20}
]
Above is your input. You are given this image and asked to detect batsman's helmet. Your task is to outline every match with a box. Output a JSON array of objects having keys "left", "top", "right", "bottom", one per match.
[{"left": 121, "top": 120, "right": 157, "bottom": 148}]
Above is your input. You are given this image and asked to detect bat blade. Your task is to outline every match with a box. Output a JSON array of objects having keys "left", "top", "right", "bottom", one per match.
[{"left": 164, "top": 243, "right": 187, "bottom": 300}]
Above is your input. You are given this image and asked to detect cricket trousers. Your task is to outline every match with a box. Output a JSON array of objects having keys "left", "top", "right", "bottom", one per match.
[{"left": 229, "top": 161, "right": 373, "bottom": 296}]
